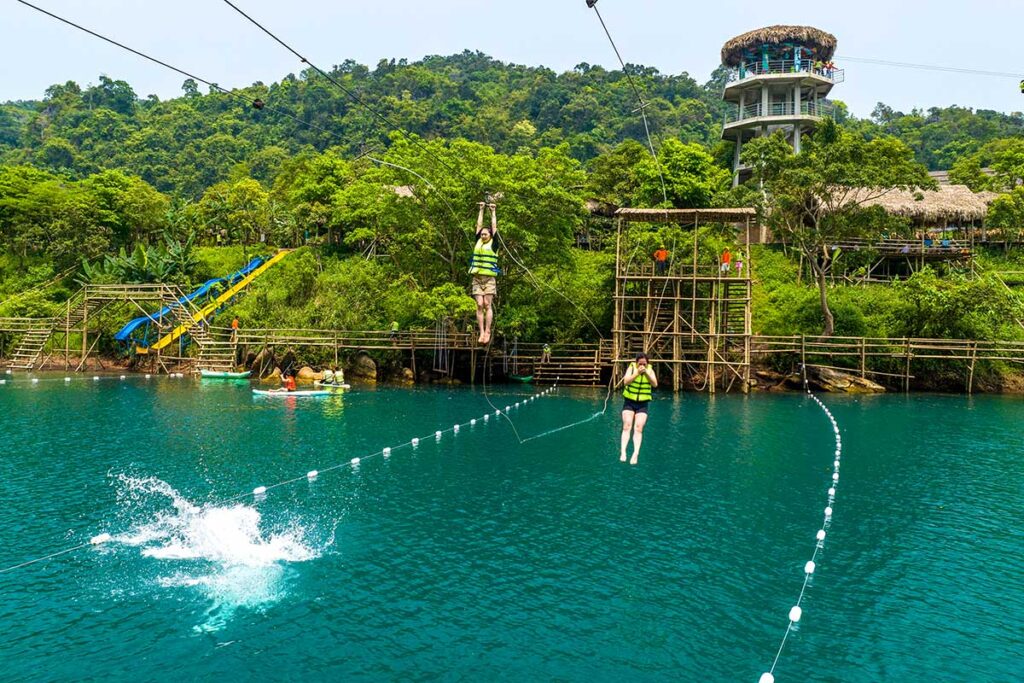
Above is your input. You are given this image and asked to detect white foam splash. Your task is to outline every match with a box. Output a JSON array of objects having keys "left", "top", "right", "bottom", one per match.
[{"left": 111, "top": 475, "right": 326, "bottom": 630}]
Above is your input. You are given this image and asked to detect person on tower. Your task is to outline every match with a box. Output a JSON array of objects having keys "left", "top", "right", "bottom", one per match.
[{"left": 469, "top": 201, "right": 500, "bottom": 345}]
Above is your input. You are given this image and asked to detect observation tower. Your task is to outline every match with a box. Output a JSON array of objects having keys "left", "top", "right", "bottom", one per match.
[{"left": 721, "top": 25, "right": 843, "bottom": 186}]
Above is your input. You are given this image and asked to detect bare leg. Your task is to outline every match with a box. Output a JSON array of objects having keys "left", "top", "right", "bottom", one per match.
[
  {"left": 481, "top": 295, "right": 494, "bottom": 344},
  {"left": 475, "top": 295, "right": 485, "bottom": 343},
  {"left": 630, "top": 412, "right": 648, "bottom": 465},
  {"left": 620, "top": 409, "right": 635, "bottom": 461}
]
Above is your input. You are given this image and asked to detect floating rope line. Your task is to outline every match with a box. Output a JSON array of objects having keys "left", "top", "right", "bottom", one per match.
[
  {"left": 759, "top": 369, "right": 843, "bottom": 683},
  {"left": 0, "top": 372, "right": 184, "bottom": 385},
  {"left": 0, "top": 385, "right": 557, "bottom": 576}
]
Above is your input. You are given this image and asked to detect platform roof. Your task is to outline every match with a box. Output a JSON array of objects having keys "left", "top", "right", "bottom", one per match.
[
  {"left": 721, "top": 25, "right": 837, "bottom": 67},
  {"left": 614, "top": 208, "right": 756, "bottom": 224}
]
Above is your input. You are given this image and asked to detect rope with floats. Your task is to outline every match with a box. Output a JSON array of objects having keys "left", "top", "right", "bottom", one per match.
[
  {"left": 758, "top": 368, "right": 844, "bottom": 682},
  {"left": 0, "top": 384, "right": 558, "bottom": 576}
]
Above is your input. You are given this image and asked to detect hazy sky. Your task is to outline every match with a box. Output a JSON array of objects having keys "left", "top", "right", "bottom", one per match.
[{"left": 2, "top": 0, "right": 1022, "bottom": 119}]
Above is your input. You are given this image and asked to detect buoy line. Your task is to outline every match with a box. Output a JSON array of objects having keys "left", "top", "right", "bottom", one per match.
[
  {"left": 759, "top": 370, "right": 843, "bottom": 683},
  {"left": 0, "top": 385, "right": 557, "bottom": 576},
  {"left": 0, "top": 372, "right": 184, "bottom": 386}
]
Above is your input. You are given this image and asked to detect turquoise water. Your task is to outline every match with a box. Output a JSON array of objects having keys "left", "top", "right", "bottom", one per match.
[{"left": 0, "top": 376, "right": 1022, "bottom": 681}]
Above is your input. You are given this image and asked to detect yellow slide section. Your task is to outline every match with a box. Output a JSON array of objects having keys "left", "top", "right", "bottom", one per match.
[{"left": 138, "top": 249, "right": 292, "bottom": 354}]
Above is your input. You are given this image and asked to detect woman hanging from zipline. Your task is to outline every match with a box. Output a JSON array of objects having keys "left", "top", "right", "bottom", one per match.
[
  {"left": 469, "top": 201, "right": 500, "bottom": 345},
  {"left": 620, "top": 352, "right": 657, "bottom": 465}
]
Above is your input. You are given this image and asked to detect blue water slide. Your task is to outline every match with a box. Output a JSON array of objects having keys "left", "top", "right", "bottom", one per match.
[{"left": 114, "top": 257, "right": 265, "bottom": 344}]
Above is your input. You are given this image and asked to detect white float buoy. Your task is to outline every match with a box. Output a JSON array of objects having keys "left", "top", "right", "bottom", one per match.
[
  {"left": 805, "top": 561, "right": 816, "bottom": 575},
  {"left": 453, "top": 424, "right": 460, "bottom": 432},
  {"left": 64, "top": 377, "right": 71, "bottom": 382},
  {"left": 411, "top": 438, "right": 419, "bottom": 446},
  {"left": 90, "top": 533, "right": 112, "bottom": 545},
  {"left": 759, "top": 674, "right": 775, "bottom": 683},
  {"left": 824, "top": 506, "right": 833, "bottom": 518},
  {"left": 307, "top": 470, "right": 318, "bottom": 480},
  {"left": 93, "top": 376, "right": 100, "bottom": 381},
  {"left": 31, "top": 378, "right": 39, "bottom": 383},
  {"left": 505, "top": 405, "right": 510, "bottom": 412},
  {"left": 470, "top": 419, "right": 476, "bottom": 426},
  {"left": 495, "top": 409, "right": 501, "bottom": 416},
  {"left": 119, "top": 375, "right": 126, "bottom": 380},
  {"left": 834, "top": 459, "right": 840, "bottom": 468},
  {"left": 832, "top": 472, "right": 840, "bottom": 482},
  {"left": 253, "top": 486, "right": 267, "bottom": 496},
  {"left": 789, "top": 605, "right": 803, "bottom": 623},
  {"left": 0, "top": 379, "right": 6, "bottom": 385},
  {"left": 828, "top": 487, "right": 836, "bottom": 496},
  {"left": 145, "top": 374, "right": 151, "bottom": 379},
  {"left": 483, "top": 415, "right": 489, "bottom": 422},
  {"left": 816, "top": 529, "right": 826, "bottom": 541},
  {"left": 435, "top": 430, "right": 442, "bottom": 439},
  {"left": 383, "top": 447, "right": 391, "bottom": 457},
  {"left": 351, "top": 457, "right": 360, "bottom": 465}
]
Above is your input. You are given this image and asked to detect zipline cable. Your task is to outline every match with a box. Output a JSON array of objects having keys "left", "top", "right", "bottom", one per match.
[
  {"left": 585, "top": 0, "right": 668, "bottom": 206},
  {"left": 838, "top": 55, "right": 1024, "bottom": 79}
]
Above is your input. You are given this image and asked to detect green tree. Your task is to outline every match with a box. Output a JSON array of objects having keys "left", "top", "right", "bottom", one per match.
[{"left": 744, "top": 121, "right": 933, "bottom": 336}]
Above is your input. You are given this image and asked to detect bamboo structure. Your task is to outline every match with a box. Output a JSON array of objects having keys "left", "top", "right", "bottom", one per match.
[{"left": 612, "top": 208, "right": 756, "bottom": 393}]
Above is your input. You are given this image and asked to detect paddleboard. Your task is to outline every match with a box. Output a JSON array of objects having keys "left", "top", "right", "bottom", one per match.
[{"left": 313, "top": 380, "right": 351, "bottom": 390}]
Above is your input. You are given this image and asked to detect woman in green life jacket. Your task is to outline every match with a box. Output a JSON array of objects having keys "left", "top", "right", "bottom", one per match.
[
  {"left": 469, "top": 202, "right": 499, "bottom": 345},
  {"left": 620, "top": 352, "right": 657, "bottom": 465}
]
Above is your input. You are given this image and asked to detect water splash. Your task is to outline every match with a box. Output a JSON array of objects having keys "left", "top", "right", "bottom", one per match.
[{"left": 111, "top": 475, "right": 328, "bottom": 631}]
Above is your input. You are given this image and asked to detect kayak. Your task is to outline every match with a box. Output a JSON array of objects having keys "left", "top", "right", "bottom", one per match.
[
  {"left": 200, "top": 369, "right": 251, "bottom": 379},
  {"left": 314, "top": 380, "right": 351, "bottom": 390},
  {"left": 253, "top": 389, "right": 332, "bottom": 397},
  {"left": 509, "top": 374, "right": 534, "bottom": 383}
]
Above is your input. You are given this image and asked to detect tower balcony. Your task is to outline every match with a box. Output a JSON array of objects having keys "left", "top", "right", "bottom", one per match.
[
  {"left": 723, "top": 101, "right": 835, "bottom": 132},
  {"left": 724, "top": 60, "right": 843, "bottom": 93}
]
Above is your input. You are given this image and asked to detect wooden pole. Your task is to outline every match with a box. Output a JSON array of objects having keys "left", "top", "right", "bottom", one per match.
[
  {"left": 859, "top": 337, "right": 866, "bottom": 379},
  {"left": 673, "top": 280, "right": 681, "bottom": 392},
  {"left": 64, "top": 297, "right": 70, "bottom": 371},
  {"left": 470, "top": 347, "right": 476, "bottom": 385},
  {"left": 410, "top": 337, "right": 416, "bottom": 378},
  {"left": 967, "top": 342, "right": 978, "bottom": 394},
  {"left": 904, "top": 338, "right": 912, "bottom": 393},
  {"left": 334, "top": 333, "right": 339, "bottom": 367},
  {"left": 707, "top": 279, "right": 717, "bottom": 395},
  {"left": 80, "top": 292, "right": 89, "bottom": 373}
]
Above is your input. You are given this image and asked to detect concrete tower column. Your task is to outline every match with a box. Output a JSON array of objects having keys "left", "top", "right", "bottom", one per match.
[{"left": 732, "top": 135, "right": 743, "bottom": 187}]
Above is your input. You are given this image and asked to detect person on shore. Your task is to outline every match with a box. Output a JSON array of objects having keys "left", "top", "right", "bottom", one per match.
[
  {"left": 720, "top": 247, "right": 732, "bottom": 274},
  {"left": 620, "top": 352, "right": 657, "bottom": 465},
  {"left": 653, "top": 246, "right": 669, "bottom": 276},
  {"left": 390, "top": 320, "right": 400, "bottom": 343},
  {"left": 230, "top": 317, "right": 240, "bottom": 343},
  {"left": 469, "top": 202, "right": 499, "bottom": 345},
  {"left": 734, "top": 250, "right": 745, "bottom": 277},
  {"left": 541, "top": 343, "right": 552, "bottom": 364}
]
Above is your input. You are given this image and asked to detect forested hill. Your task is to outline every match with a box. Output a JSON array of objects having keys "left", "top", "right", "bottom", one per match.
[{"left": 1, "top": 51, "right": 1023, "bottom": 198}]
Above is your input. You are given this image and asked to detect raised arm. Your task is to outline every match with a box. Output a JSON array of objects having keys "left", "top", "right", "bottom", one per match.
[
  {"left": 489, "top": 203, "right": 497, "bottom": 236},
  {"left": 475, "top": 202, "right": 485, "bottom": 236}
]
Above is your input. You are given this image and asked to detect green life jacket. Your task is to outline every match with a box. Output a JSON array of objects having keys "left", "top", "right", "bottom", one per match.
[
  {"left": 622, "top": 362, "right": 653, "bottom": 401},
  {"left": 469, "top": 238, "right": 499, "bottom": 276}
]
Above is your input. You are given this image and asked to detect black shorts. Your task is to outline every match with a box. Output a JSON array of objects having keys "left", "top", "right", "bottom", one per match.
[{"left": 622, "top": 398, "right": 649, "bottom": 414}]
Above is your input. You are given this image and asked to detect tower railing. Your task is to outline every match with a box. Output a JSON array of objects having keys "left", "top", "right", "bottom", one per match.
[
  {"left": 726, "top": 60, "right": 844, "bottom": 85},
  {"left": 725, "top": 101, "right": 835, "bottom": 125}
]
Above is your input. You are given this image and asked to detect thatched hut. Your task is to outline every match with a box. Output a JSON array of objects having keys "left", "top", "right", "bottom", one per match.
[
  {"left": 721, "top": 25, "right": 837, "bottom": 67},
  {"left": 853, "top": 185, "right": 996, "bottom": 231}
]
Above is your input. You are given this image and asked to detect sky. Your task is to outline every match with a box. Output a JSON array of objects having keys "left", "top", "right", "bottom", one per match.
[{"left": 1, "top": 0, "right": 1022, "bottom": 119}]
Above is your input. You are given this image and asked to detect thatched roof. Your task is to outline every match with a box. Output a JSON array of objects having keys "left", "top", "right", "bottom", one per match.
[
  {"left": 853, "top": 185, "right": 996, "bottom": 223},
  {"left": 615, "top": 208, "right": 756, "bottom": 224},
  {"left": 586, "top": 198, "right": 619, "bottom": 217},
  {"left": 721, "top": 25, "right": 837, "bottom": 67}
]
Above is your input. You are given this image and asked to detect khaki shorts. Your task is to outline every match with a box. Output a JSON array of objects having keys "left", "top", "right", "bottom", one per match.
[{"left": 471, "top": 275, "right": 497, "bottom": 297}]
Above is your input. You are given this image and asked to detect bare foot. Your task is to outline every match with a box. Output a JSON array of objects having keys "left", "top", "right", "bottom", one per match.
[
  {"left": 477, "top": 334, "right": 484, "bottom": 344},
  {"left": 629, "top": 456, "right": 638, "bottom": 465},
  {"left": 481, "top": 331, "right": 491, "bottom": 345},
  {"left": 620, "top": 453, "right": 627, "bottom": 462}
]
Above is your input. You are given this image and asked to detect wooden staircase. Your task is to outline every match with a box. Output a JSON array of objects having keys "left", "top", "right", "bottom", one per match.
[
  {"left": 533, "top": 346, "right": 603, "bottom": 386},
  {"left": 6, "top": 293, "right": 109, "bottom": 370},
  {"left": 7, "top": 325, "right": 53, "bottom": 369}
]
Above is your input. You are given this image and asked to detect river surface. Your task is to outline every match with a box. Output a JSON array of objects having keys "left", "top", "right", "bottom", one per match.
[{"left": 0, "top": 375, "right": 1021, "bottom": 682}]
